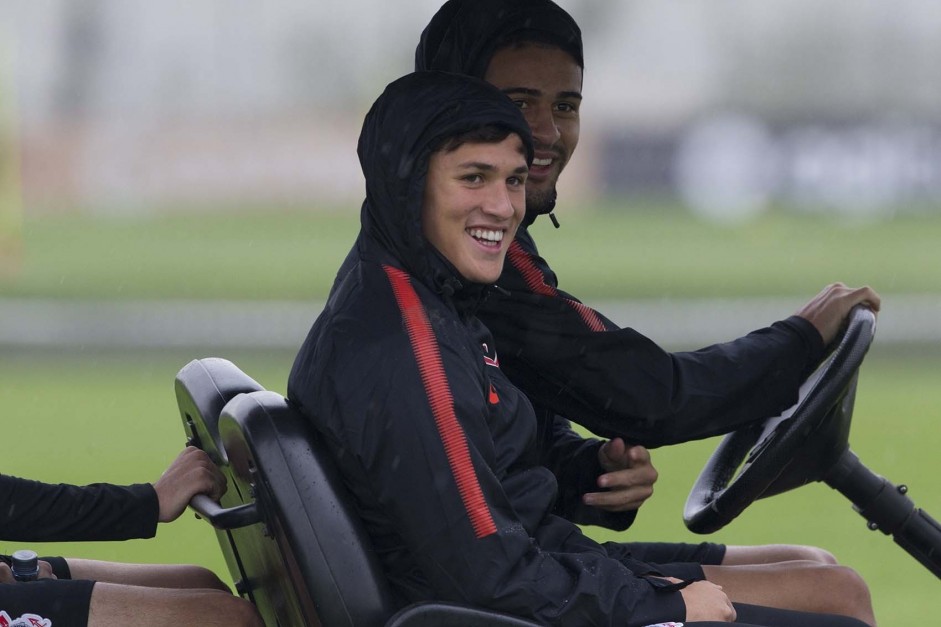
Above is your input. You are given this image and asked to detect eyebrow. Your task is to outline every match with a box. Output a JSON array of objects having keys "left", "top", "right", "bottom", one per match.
[
  {"left": 457, "top": 161, "right": 530, "bottom": 174},
  {"left": 501, "top": 87, "right": 583, "bottom": 101}
]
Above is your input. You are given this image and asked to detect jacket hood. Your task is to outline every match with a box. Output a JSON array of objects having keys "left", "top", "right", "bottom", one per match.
[
  {"left": 415, "top": 0, "right": 583, "bottom": 79},
  {"left": 414, "top": 0, "right": 582, "bottom": 223},
  {"left": 357, "top": 71, "right": 533, "bottom": 295}
]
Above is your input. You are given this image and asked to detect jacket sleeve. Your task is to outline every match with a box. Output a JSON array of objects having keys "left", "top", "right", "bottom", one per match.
[
  {"left": 482, "top": 241, "right": 825, "bottom": 446},
  {"left": 542, "top": 415, "right": 637, "bottom": 531},
  {"left": 300, "top": 329, "right": 687, "bottom": 627},
  {"left": 0, "top": 474, "right": 159, "bottom": 542}
]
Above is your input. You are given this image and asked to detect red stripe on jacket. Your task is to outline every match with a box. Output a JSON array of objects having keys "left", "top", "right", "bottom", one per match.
[
  {"left": 383, "top": 265, "right": 497, "bottom": 539},
  {"left": 507, "top": 240, "right": 608, "bottom": 333}
]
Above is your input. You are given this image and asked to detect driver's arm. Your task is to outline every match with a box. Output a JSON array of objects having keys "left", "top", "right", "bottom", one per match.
[{"left": 481, "top": 266, "right": 879, "bottom": 447}]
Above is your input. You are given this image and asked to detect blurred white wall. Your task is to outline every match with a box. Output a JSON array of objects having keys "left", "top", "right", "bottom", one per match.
[{"left": 3, "top": 0, "right": 941, "bottom": 216}]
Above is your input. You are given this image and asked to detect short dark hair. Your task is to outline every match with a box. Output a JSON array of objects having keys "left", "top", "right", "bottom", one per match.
[
  {"left": 490, "top": 28, "right": 583, "bottom": 70},
  {"left": 432, "top": 124, "right": 522, "bottom": 155}
]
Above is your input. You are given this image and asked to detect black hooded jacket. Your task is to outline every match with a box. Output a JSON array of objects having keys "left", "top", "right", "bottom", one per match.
[
  {"left": 415, "top": 0, "right": 825, "bottom": 451},
  {"left": 288, "top": 71, "right": 688, "bottom": 627}
]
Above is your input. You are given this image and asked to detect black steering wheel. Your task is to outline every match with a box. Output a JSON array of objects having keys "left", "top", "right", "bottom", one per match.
[{"left": 684, "top": 305, "right": 877, "bottom": 534}]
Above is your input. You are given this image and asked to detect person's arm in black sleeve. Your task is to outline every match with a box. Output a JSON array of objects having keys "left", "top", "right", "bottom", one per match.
[
  {"left": 0, "top": 473, "right": 158, "bottom": 542},
  {"left": 483, "top": 282, "right": 822, "bottom": 446},
  {"left": 541, "top": 414, "right": 637, "bottom": 530},
  {"left": 483, "top": 237, "right": 824, "bottom": 446},
  {"left": 484, "top": 234, "right": 885, "bottom": 449}
]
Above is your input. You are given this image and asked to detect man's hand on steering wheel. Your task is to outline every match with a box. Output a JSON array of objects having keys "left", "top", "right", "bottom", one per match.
[
  {"left": 583, "top": 438, "right": 658, "bottom": 512},
  {"left": 797, "top": 283, "right": 881, "bottom": 346}
]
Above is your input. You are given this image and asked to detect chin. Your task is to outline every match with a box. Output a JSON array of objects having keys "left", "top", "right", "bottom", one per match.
[
  {"left": 526, "top": 186, "right": 557, "bottom": 215},
  {"left": 470, "top": 273, "right": 500, "bottom": 285},
  {"left": 463, "top": 267, "right": 502, "bottom": 285}
]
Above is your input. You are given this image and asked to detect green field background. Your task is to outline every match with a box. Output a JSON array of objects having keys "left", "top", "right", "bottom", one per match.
[
  {"left": 6, "top": 204, "right": 941, "bottom": 300},
  {"left": 2, "top": 206, "right": 940, "bottom": 623}
]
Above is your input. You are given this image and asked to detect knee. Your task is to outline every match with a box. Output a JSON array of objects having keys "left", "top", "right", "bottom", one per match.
[
  {"left": 823, "top": 565, "right": 875, "bottom": 625},
  {"left": 177, "top": 565, "right": 231, "bottom": 592},
  {"left": 834, "top": 565, "right": 873, "bottom": 605},
  {"left": 781, "top": 544, "right": 839, "bottom": 565},
  {"left": 218, "top": 594, "right": 264, "bottom": 627},
  {"left": 800, "top": 545, "right": 838, "bottom": 565}
]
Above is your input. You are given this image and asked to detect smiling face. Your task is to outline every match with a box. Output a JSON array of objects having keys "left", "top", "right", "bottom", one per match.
[
  {"left": 483, "top": 43, "right": 582, "bottom": 215},
  {"left": 421, "top": 134, "right": 529, "bottom": 284}
]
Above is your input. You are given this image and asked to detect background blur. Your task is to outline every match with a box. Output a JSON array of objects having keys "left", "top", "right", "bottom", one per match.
[
  {"left": 4, "top": 1, "right": 941, "bottom": 218},
  {"left": 2, "top": 1, "right": 939, "bottom": 623}
]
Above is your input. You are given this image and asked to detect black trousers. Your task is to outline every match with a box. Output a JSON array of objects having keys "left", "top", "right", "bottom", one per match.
[
  {"left": 686, "top": 602, "right": 869, "bottom": 626},
  {"left": 627, "top": 540, "right": 727, "bottom": 581},
  {"left": 0, "top": 578, "right": 95, "bottom": 627}
]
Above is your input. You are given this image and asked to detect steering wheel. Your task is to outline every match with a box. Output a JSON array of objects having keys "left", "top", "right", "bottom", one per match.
[{"left": 684, "top": 305, "right": 877, "bottom": 534}]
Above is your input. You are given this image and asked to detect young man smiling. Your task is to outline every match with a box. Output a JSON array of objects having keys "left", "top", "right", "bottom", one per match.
[
  {"left": 415, "top": 1, "right": 880, "bottom": 624},
  {"left": 421, "top": 133, "right": 529, "bottom": 284}
]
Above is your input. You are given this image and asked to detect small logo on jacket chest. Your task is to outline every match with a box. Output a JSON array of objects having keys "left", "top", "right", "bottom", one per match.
[
  {"left": 482, "top": 342, "right": 500, "bottom": 368},
  {"left": 482, "top": 343, "right": 500, "bottom": 404}
]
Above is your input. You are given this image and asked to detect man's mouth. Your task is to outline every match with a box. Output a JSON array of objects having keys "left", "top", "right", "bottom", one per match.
[
  {"left": 532, "top": 157, "right": 553, "bottom": 167},
  {"left": 467, "top": 228, "right": 504, "bottom": 247}
]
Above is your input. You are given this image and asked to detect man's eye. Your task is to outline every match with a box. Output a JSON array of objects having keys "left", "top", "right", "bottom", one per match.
[
  {"left": 463, "top": 174, "right": 484, "bottom": 183},
  {"left": 512, "top": 100, "right": 528, "bottom": 109},
  {"left": 556, "top": 102, "right": 577, "bottom": 113},
  {"left": 507, "top": 176, "right": 525, "bottom": 187}
]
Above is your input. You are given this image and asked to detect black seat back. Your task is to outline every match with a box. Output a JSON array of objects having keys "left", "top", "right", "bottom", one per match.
[
  {"left": 175, "top": 357, "right": 265, "bottom": 464},
  {"left": 175, "top": 358, "right": 264, "bottom": 591},
  {"left": 219, "top": 391, "right": 400, "bottom": 627},
  {"left": 175, "top": 358, "right": 399, "bottom": 627}
]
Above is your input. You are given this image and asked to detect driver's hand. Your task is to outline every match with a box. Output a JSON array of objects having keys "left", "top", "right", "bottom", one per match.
[
  {"left": 796, "top": 283, "right": 881, "bottom": 346},
  {"left": 0, "top": 560, "right": 57, "bottom": 583},
  {"left": 583, "top": 438, "right": 657, "bottom": 512}
]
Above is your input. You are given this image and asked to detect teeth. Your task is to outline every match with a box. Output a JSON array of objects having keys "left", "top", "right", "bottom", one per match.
[
  {"left": 533, "top": 157, "right": 552, "bottom": 166},
  {"left": 468, "top": 228, "right": 504, "bottom": 243}
]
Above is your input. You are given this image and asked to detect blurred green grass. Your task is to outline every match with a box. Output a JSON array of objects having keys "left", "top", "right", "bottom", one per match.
[{"left": 3, "top": 203, "right": 941, "bottom": 299}]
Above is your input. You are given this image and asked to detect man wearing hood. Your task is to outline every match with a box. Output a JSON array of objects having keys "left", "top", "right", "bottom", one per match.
[
  {"left": 287, "top": 71, "right": 873, "bottom": 626},
  {"left": 414, "top": 1, "right": 878, "bottom": 624}
]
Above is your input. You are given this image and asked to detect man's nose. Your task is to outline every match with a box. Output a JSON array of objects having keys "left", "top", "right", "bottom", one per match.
[
  {"left": 482, "top": 185, "right": 516, "bottom": 219},
  {"left": 527, "top": 105, "right": 561, "bottom": 146}
]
